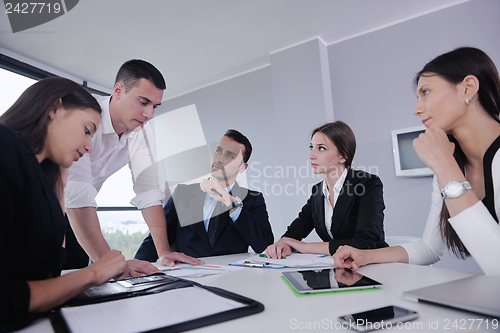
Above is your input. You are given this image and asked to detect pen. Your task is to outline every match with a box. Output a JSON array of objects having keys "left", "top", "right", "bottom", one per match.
[
  {"left": 243, "top": 261, "right": 269, "bottom": 268},
  {"left": 211, "top": 188, "right": 223, "bottom": 197},
  {"left": 207, "top": 177, "right": 224, "bottom": 197},
  {"left": 158, "top": 266, "right": 181, "bottom": 272},
  {"left": 259, "top": 254, "right": 286, "bottom": 259}
]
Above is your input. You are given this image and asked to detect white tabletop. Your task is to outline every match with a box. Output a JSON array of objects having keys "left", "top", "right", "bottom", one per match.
[
  {"left": 18, "top": 253, "right": 499, "bottom": 332},
  {"left": 185, "top": 253, "right": 497, "bottom": 333}
]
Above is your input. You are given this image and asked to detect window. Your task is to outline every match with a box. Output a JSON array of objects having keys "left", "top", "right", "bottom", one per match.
[
  {"left": 0, "top": 67, "right": 36, "bottom": 116},
  {"left": 96, "top": 166, "right": 149, "bottom": 260}
]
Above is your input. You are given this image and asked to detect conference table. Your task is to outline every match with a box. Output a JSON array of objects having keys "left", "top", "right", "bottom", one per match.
[{"left": 18, "top": 253, "right": 499, "bottom": 333}]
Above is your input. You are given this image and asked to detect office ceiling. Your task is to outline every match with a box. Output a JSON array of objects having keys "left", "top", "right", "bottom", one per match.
[{"left": 0, "top": 0, "right": 468, "bottom": 100}]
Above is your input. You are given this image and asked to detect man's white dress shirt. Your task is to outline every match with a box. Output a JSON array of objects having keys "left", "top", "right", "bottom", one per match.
[{"left": 65, "top": 95, "right": 164, "bottom": 209}]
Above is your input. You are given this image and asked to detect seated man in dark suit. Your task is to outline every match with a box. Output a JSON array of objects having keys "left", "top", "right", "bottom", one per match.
[{"left": 135, "top": 129, "right": 274, "bottom": 259}]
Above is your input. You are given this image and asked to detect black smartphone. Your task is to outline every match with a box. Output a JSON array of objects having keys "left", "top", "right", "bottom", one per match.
[{"left": 338, "top": 305, "right": 418, "bottom": 332}]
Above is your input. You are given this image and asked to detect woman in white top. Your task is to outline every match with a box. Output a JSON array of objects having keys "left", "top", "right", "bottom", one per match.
[
  {"left": 333, "top": 47, "right": 500, "bottom": 277},
  {"left": 265, "top": 121, "right": 387, "bottom": 259}
]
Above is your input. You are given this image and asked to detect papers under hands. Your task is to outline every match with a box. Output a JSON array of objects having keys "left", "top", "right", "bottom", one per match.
[
  {"left": 229, "top": 253, "right": 335, "bottom": 269},
  {"left": 152, "top": 253, "right": 335, "bottom": 274},
  {"left": 153, "top": 262, "right": 242, "bottom": 277}
]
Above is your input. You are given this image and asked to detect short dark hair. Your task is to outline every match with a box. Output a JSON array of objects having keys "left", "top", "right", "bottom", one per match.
[
  {"left": 223, "top": 129, "right": 252, "bottom": 163},
  {"left": 311, "top": 121, "right": 356, "bottom": 168},
  {"left": 115, "top": 59, "right": 166, "bottom": 92}
]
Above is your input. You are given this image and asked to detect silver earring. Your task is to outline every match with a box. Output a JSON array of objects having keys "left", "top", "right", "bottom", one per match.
[
  {"left": 50, "top": 114, "right": 54, "bottom": 120},
  {"left": 465, "top": 98, "right": 470, "bottom": 105}
]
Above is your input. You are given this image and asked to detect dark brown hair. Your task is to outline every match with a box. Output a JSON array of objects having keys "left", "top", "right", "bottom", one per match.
[
  {"left": 414, "top": 47, "right": 500, "bottom": 258},
  {"left": 311, "top": 121, "right": 356, "bottom": 168},
  {"left": 0, "top": 77, "right": 101, "bottom": 198},
  {"left": 224, "top": 129, "right": 252, "bottom": 163},
  {"left": 115, "top": 59, "right": 166, "bottom": 92}
]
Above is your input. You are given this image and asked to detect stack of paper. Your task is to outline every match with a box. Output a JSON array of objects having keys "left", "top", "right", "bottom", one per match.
[
  {"left": 230, "top": 253, "right": 335, "bottom": 268},
  {"left": 154, "top": 263, "right": 243, "bottom": 277}
]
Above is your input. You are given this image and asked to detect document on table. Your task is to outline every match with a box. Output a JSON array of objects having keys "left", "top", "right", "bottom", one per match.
[
  {"left": 229, "top": 253, "right": 335, "bottom": 268},
  {"left": 153, "top": 263, "right": 243, "bottom": 277},
  {"left": 61, "top": 286, "right": 245, "bottom": 333}
]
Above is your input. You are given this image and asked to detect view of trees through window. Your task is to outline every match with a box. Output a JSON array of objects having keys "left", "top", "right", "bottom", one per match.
[{"left": 103, "top": 229, "right": 150, "bottom": 260}]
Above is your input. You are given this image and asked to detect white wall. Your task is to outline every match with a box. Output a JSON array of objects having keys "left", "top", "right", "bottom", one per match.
[
  {"left": 328, "top": 0, "right": 500, "bottom": 273},
  {"left": 159, "top": 39, "right": 335, "bottom": 241},
  {"left": 160, "top": 0, "right": 499, "bottom": 274}
]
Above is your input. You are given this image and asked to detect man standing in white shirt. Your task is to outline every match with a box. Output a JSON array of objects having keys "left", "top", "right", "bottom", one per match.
[{"left": 65, "top": 60, "right": 202, "bottom": 276}]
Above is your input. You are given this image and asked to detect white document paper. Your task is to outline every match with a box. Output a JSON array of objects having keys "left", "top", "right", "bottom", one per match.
[
  {"left": 230, "top": 253, "right": 335, "bottom": 268},
  {"left": 153, "top": 263, "right": 243, "bottom": 277},
  {"left": 61, "top": 286, "right": 245, "bottom": 333}
]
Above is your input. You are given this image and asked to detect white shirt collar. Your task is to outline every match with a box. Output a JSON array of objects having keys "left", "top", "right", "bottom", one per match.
[
  {"left": 95, "top": 95, "right": 115, "bottom": 135},
  {"left": 96, "top": 95, "right": 135, "bottom": 139},
  {"left": 322, "top": 168, "right": 348, "bottom": 198}
]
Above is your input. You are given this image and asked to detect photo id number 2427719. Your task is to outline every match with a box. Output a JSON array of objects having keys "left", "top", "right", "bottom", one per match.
[{"left": 5, "top": 3, "right": 61, "bottom": 14}]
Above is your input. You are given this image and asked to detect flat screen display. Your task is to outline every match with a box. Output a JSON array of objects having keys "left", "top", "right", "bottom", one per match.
[{"left": 391, "top": 125, "right": 433, "bottom": 177}]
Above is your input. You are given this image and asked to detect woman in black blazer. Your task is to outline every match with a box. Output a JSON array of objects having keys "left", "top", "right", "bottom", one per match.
[
  {"left": 0, "top": 78, "right": 127, "bottom": 331},
  {"left": 265, "top": 121, "right": 387, "bottom": 259}
]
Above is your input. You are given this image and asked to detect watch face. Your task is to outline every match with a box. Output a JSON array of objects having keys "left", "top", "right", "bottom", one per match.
[
  {"left": 442, "top": 181, "right": 470, "bottom": 199},
  {"left": 447, "top": 183, "right": 463, "bottom": 197}
]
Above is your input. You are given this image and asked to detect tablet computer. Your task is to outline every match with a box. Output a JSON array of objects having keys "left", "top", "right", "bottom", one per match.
[{"left": 282, "top": 268, "right": 381, "bottom": 294}]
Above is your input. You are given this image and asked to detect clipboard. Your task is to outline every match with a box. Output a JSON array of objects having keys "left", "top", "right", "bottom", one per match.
[{"left": 50, "top": 275, "right": 264, "bottom": 333}]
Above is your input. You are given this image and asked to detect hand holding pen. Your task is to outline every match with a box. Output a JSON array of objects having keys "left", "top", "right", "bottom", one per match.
[{"left": 200, "top": 178, "right": 232, "bottom": 205}]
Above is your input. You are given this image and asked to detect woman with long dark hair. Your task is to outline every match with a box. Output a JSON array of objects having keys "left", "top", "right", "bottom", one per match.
[
  {"left": 265, "top": 121, "right": 387, "bottom": 258},
  {"left": 0, "top": 77, "right": 127, "bottom": 331},
  {"left": 333, "top": 47, "right": 500, "bottom": 277}
]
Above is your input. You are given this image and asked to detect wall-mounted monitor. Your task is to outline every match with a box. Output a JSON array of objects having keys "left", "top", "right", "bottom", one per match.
[{"left": 391, "top": 125, "right": 433, "bottom": 177}]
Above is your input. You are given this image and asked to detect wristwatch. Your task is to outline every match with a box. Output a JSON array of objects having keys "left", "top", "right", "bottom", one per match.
[
  {"left": 227, "top": 196, "right": 243, "bottom": 210},
  {"left": 440, "top": 181, "right": 472, "bottom": 199}
]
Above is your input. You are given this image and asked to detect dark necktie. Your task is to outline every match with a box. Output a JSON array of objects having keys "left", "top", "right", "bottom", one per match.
[{"left": 208, "top": 201, "right": 224, "bottom": 246}]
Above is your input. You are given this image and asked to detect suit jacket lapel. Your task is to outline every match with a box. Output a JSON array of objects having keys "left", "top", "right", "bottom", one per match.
[
  {"left": 175, "top": 186, "right": 204, "bottom": 227},
  {"left": 331, "top": 169, "right": 356, "bottom": 236},
  {"left": 312, "top": 182, "right": 329, "bottom": 239},
  {"left": 230, "top": 182, "right": 248, "bottom": 201}
]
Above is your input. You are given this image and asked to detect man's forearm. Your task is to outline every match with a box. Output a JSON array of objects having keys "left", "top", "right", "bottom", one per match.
[
  {"left": 141, "top": 205, "right": 171, "bottom": 257},
  {"left": 66, "top": 207, "right": 111, "bottom": 261}
]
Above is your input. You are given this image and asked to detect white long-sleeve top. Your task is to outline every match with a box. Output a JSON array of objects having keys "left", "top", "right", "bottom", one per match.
[
  {"left": 65, "top": 95, "right": 164, "bottom": 210},
  {"left": 402, "top": 139, "right": 500, "bottom": 277}
]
